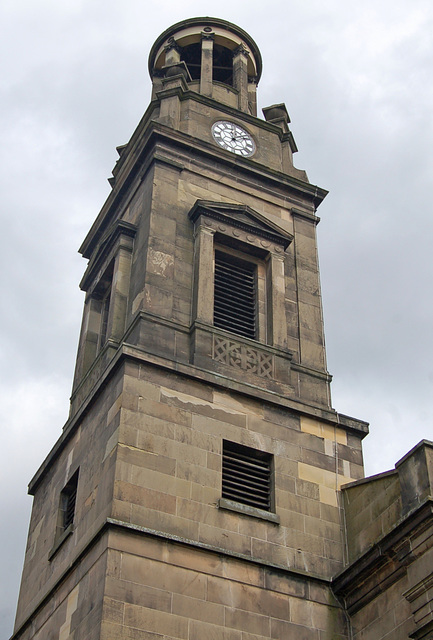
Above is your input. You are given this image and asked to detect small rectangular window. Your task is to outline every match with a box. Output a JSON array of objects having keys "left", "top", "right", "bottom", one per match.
[
  {"left": 49, "top": 469, "right": 79, "bottom": 559},
  {"left": 214, "top": 251, "right": 257, "bottom": 339},
  {"left": 222, "top": 441, "right": 273, "bottom": 511},
  {"left": 60, "top": 469, "right": 79, "bottom": 532}
]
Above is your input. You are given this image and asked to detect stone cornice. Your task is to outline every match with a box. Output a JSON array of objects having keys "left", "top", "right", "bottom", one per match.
[
  {"left": 409, "top": 620, "right": 433, "bottom": 640},
  {"left": 29, "top": 314, "right": 368, "bottom": 495},
  {"left": 79, "top": 220, "right": 137, "bottom": 291},
  {"left": 332, "top": 499, "right": 433, "bottom": 614},
  {"left": 291, "top": 207, "right": 321, "bottom": 224},
  {"left": 79, "top": 107, "right": 327, "bottom": 259}
]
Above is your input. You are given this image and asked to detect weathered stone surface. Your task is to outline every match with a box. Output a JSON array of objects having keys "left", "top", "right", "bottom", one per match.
[{"left": 17, "top": 16, "right": 431, "bottom": 640}]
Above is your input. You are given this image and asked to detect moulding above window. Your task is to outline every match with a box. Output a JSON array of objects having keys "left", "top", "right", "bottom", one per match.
[
  {"left": 80, "top": 220, "right": 137, "bottom": 292},
  {"left": 188, "top": 200, "right": 293, "bottom": 251}
]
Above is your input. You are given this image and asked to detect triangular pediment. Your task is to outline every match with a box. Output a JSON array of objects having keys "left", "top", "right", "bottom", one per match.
[{"left": 188, "top": 200, "right": 293, "bottom": 249}]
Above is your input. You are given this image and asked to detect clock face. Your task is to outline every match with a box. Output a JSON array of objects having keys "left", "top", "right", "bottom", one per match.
[{"left": 211, "top": 121, "right": 256, "bottom": 157}]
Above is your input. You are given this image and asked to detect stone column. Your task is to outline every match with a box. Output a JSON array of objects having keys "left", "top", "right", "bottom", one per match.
[
  {"left": 248, "top": 77, "right": 258, "bottom": 117},
  {"left": 200, "top": 32, "right": 214, "bottom": 97},
  {"left": 72, "top": 295, "right": 103, "bottom": 387},
  {"left": 268, "top": 251, "right": 288, "bottom": 349},
  {"left": 233, "top": 44, "right": 249, "bottom": 112},
  {"left": 109, "top": 245, "right": 133, "bottom": 342},
  {"left": 292, "top": 212, "right": 326, "bottom": 370},
  {"left": 72, "top": 228, "right": 135, "bottom": 391},
  {"left": 192, "top": 222, "right": 215, "bottom": 325}
]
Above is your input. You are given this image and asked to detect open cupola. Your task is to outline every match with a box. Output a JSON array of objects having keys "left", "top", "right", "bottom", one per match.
[{"left": 148, "top": 17, "right": 262, "bottom": 115}]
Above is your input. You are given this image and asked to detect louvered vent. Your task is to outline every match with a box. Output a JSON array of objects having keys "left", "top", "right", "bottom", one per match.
[
  {"left": 99, "top": 290, "right": 111, "bottom": 349},
  {"left": 214, "top": 251, "right": 257, "bottom": 339},
  {"left": 222, "top": 441, "right": 272, "bottom": 511},
  {"left": 61, "top": 470, "right": 78, "bottom": 531}
]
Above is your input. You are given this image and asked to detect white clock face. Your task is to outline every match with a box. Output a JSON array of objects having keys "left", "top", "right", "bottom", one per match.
[{"left": 211, "top": 121, "right": 256, "bottom": 157}]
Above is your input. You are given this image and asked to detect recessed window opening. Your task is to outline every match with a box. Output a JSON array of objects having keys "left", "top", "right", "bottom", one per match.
[
  {"left": 180, "top": 43, "right": 201, "bottom": 80},
  {"left": 94, "top": 261, "right": 114, "bottom": 352},
  {"left": 214, "top": 250, "right": 257, "bottom": 340},
  {"left": 49, "top": 468, "right": 80, "bottom": 558},
  {"left": 59, "top": 469, "right": 79, "bottom": 533},
  {"left": 213, "top": 44, "right": 233, "bottom": 86},
  {"left": 180, "top": 42, "right": 234, "bottom": 86},
  {"left": 222, "top": 441, "right": 273, "bottom": 512}
]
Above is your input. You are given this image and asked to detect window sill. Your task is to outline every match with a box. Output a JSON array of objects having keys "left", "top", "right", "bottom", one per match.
[
  {"left": 48, "top": 524, "right": 74, "bottom": 561},
  {"left": 218, "top": 498, "right": 280, "bottom": 524}
]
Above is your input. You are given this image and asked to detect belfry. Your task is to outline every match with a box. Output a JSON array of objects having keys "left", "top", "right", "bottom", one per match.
[{"left": 12, "top": 18, "right": 433, "bottom": 640}]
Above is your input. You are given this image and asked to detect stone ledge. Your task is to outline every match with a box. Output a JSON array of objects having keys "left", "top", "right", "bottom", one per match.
[
  {"left": 333, "top": 500, "right": 433, "bottom": 615},
  {"left": 48, "top": 524, "right": 74, "bottom": 561},
  {"left": 218, "top": 498, "right": 280, "bottom": 524},
  {"left": 106, "top": 518, "right": 327, "bottom": 583},
  {"left": 409, "top": 619, "right": 433, "bottom": 640},
  {"left": 28, "top": 340, "right": 368, "bottom": 494},
  {"left": 10, "top": 515, "right": 338, "bottom": 640}
]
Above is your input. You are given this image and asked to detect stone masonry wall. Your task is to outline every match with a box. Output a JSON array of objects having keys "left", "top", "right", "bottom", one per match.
[
  {"left": 350, "top": 574, "right": 413, "bottom": 640},
  {"left": 342, "top": 471, "right": 402, "bottom": 563},
  {"left": 113, "top": 360, "right": 364, "bottom": 581},
  {"left": 12, "top": 533, "right": 109, "bottom": 640},
  {"left": 102, "top": 529, "right": 349, "bottom": 640},
  {"left": 14, "top": 367, "right": 124, "bottom": 632}
]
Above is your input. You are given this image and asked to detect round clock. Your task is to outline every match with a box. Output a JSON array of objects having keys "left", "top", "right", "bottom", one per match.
[{"left": 211, "top": 121, "right": 256, "bottom": 157}]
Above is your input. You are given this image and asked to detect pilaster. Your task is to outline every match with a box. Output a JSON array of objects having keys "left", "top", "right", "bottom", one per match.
[
  {"left": 200, "top": 31, "right": 214, "bottom": 97},
  {"left": 192, "top": 223, "right": 215, "bottom": 325},
  {"left": 233, "top": 44, "right": 249, "bottom": 113},
  {"left": 268, "top": 252, "right": 288, "bottom": 349}
]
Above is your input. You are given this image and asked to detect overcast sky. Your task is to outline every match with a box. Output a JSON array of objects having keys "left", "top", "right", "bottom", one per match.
[{"left": 1, "top": 0, "right": 432, "bottom": 636}]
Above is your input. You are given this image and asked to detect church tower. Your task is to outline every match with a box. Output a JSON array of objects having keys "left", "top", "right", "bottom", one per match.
[{"left": 12, "top": 18, "right": 370, "bottom": 639}]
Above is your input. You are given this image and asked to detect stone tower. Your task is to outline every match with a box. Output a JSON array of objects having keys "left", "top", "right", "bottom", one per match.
[{"left": 12, "top": 17, "right": 433, "bottom": 640}]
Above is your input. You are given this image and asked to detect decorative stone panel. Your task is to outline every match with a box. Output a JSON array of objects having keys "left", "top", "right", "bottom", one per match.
[
  {"left": 190, "top": 322, "right": 293, "bottom": 395},
  {"left": 213, "top": 335, "right": 273, "bottom": 378}
]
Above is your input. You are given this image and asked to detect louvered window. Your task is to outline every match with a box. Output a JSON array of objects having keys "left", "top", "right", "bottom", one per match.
[
  {"left": 222, "top": 441, "right": 273, "bottom": 512},
  {"left": 99, "top": 287, "right": 111, "bottom": 349},
  {"left": 60, "top": 470, "right": 79, "bottom": 531},
  {"left": 214, "top": 251, "right": 257, "bottom": 339},
  {"left": 95, "top": 261, "right": 114, "bottom": 353}
]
